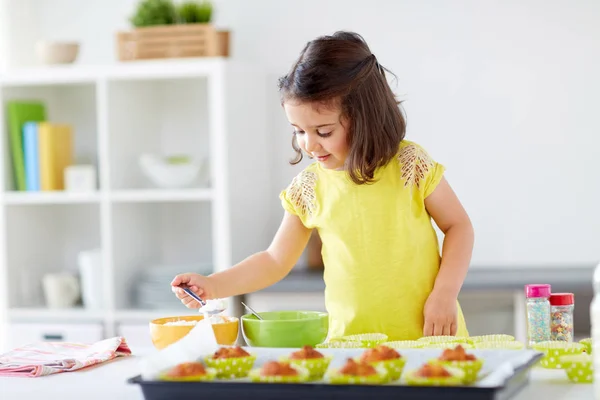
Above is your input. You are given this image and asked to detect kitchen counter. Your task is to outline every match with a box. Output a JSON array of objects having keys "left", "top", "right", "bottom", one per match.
[{"left": 0, "top": 355, "right": 594, "bottom": 400}]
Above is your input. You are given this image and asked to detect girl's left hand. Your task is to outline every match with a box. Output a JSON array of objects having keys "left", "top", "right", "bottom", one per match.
[{"left": 423, "top": 291, "right": 458, "bottom": 336}]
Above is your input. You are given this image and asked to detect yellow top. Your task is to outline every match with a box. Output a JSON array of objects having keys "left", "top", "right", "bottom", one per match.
[{"left": 280, "top": 140, "right": 468, "bottom": 340}]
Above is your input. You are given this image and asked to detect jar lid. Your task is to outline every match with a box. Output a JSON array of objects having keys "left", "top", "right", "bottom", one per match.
[
  {"left": 550, "top": 293, "right": 575, "bottom": 306},
  {"left": 525, "top": 284, "right": 551, "bottom": 298}
]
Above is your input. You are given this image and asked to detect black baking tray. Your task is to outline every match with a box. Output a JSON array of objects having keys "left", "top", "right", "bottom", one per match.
[{"left": 127, "top": 352, "right": 543, "bottom": 400}]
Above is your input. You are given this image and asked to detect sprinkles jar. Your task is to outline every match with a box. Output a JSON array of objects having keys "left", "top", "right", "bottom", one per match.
[
  {"left": 550, "top": 293, "right": 575, "bottom": 342},
  {"left": 525, "top": 284, "right": 551, "bottom": 348}
]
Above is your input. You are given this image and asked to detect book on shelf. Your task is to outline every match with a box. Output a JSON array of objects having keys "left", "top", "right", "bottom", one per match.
[{"left": 6, "top": 101, "right": 47, "bottom": 191}]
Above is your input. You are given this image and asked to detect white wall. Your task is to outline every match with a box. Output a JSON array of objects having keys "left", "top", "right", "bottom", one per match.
[{"left": 2, "top": 0, "right": 599, "bottom": 267}]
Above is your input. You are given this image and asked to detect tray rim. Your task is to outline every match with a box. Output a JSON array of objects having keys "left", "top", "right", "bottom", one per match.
[{"left": 127, "top": 351, "right": 543, "bottom": 393}]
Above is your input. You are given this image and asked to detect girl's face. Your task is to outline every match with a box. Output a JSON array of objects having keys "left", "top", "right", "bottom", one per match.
[{"left": 283, "top": 101, "right": 349, "bottom": 170}]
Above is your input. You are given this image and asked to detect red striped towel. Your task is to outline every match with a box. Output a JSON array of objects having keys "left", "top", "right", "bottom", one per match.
[{"left": 0, "top": 336, "right": 132, "bottom": 377}]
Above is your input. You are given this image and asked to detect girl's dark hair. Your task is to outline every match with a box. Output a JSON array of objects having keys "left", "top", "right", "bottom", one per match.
[{"left": 278, "top": 31, "right": 406, "bottom": 185}]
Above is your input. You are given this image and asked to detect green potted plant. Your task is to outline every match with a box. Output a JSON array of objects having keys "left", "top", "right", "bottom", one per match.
[{"left": 117, "top": 0, "right": 228, "bottom": 61}]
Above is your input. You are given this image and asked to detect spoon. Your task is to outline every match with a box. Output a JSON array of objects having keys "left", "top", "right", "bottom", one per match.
[
  {"left": 241, "top": 301, "right": 263, "bottom": 320},
  {"left": 181, "top": 286, "right": 226, "bottom": 316}
]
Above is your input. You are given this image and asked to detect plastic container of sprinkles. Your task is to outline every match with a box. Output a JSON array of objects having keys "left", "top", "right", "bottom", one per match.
[{"left": 525, "top": 284, "right": 551, "bottom": 348}]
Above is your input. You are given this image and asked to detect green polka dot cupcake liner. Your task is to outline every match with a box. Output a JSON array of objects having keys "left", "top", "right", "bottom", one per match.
[
  {"left": 327, "top": 365, "right": 389, "bottom": 385},
  {"left": 316, "top": 340, "right": 364, "bottom": 349},
  {"left": 433, "top": 359, "right": 484, "bottom": 384},
  {"left": 204, "top": 355, "right": 257, "bottom": 379},
  {"left": 560, "top": 354, "right": 593, "bottom": 384},
  {"left": 249, "top": 365, "right": 310, "bottom": 383},
  {"left": 358, "top": 357, "right": 406, "bottom": 382},
  {"left": 467, "top": 334, "right": 515, "bottom": 344},
  {"left": 426, "top": 342, "right": 475, "bottom": 350},
  {"left": 580, "top": 338, "right": 592, "bottom": 354},
  {"left": 158, "top": 367, "right": 217, "bottom": 382},
  {"left": 531, "top": 341, "right": 585, "bottom": 369},
  {"left": 381, "top": 340, "right": 424, "bottom": 349},
  {"left": 404, "top": 366, "right": 465, "bottom": 386},
  {"left": 473, "top": 341, "right": 525, "bottom": 350},
  {"left": 418, "top": 336, "right": 468, "bottom": 345},
  {"left": 279, "top": 356, "right": 333, "bottom": 381},
  {"left": 340, "top": 333, "right": 388, "bottom": 348}
]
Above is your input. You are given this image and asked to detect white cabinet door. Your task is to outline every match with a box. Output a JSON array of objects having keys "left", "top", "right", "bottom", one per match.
[{"left": 7, "top": 323, "right": 104, "bottom": 349}]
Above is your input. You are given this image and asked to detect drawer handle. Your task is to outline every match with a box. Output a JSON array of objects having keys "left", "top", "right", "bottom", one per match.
[{"left": 43, "top": 334, "right": 64, "bottom": 341}]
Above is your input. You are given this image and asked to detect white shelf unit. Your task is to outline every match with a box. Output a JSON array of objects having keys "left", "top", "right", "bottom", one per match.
[{"left": 0, "top": 58, "right": 254, "bottom": 352}]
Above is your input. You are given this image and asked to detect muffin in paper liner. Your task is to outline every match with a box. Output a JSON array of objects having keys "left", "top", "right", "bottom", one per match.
[
  {"left": 158, "top": 367, "right": 218, "bottom": 382},
  {"left": 418, "top": 336, "right": 467, "bottom": 345},
  {"left": 204, "top": 354, "right": 257, "bottom": 379},
  {"left": 580, "top": 338, "right": 592, "bottom": 354},
  {"left": 426, "top": 342, "right": 474, "bottom": 350},
  {"left": 404, "top": 366, "right": 465, "bottom": 386},
  {"left": 340, "top": 333, "right": 388, "bottom": 348},
  {"left": 381, "top": 340, "right": 424, "bottom": 349},
  {"left": 560, "top": 354, "right": 593, "bottom": 384},
  {"left": 316, "top": 340, "right": 364, "bottom": 349},
  {"left": 432, "top": 359, "right": 484, "bottom": 384},
  {"left": 355, "top": 357, "right": 406, "bottom": 382},
  {"left": 473, "top": 341, "right": 524, "bottom": 350},
  {"left": 531, "top": 341, "right": 585, "bottom": 369},
  {"left": 467, "top": 334, "right": 515, "bottom": 344},
  {"left": 279, "top": 355, "right": 333, "bottom": 381},
  {"left": 249, "top": 365, "right": 310, "bottom": 383},
  {"left": 327, "top": 365, "right": 389, "bottom": 385}
]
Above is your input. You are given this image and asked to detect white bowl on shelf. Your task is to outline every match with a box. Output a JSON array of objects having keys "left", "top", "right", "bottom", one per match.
[
  {"left": 36, "top": 41, "right": 80, "bottom": 65},
  {"left": 139, "top": 154, "right": 205, "bottom": 189}
]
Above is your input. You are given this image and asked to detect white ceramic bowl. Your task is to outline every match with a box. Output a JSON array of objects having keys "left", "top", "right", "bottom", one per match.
[
  {"left": 36, "top": 41, "right": 80, "bottom": 65},
  {"left": 139, "top": 154, "right": 204, "bottom": 189}
]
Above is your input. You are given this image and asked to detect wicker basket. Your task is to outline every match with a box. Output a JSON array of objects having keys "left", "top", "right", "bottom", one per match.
[{"left": 116, "top": 23, "right": 229, "bottom": 61}]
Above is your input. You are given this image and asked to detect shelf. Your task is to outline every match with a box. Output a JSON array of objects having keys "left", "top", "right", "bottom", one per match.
[
  {"left": 110, "top": 189, "right": 212, "bottom": 203},
  {"left": 3, "top": 191, "right": 101, "bottom": 205},
  {"left": 0, "top": 58, "right": 227, "bottom": 87},
  {"left": 8, "top": 307, "right": 105, "bottom": 321}
]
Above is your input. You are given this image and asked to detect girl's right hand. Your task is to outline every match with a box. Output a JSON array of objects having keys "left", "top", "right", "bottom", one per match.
[{"left": 170, "top": 273, "right": 216, "bottom": 309}]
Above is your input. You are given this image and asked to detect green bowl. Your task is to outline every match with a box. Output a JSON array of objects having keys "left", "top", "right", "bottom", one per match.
[
  {"left": 580, "top": 338, "right": 592, "bottom": 354},
  {"left": 532, "top": 341, "right": 585, "bottom": 369},
  {"left": 241, "top": 311, "right": 329, "bottom": 348},
  {"left": 560, "top": 354, "right": 593, "bottom": 383}
]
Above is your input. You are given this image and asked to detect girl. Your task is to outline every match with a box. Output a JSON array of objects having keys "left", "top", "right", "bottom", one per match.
[{"left": 172, "top": 31, "right": 474, "bottom": 340}]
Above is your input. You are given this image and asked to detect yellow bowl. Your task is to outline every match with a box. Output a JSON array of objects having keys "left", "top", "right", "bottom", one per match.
[{"left": 149, "top": 315, "right": 239, "bottom": 350}]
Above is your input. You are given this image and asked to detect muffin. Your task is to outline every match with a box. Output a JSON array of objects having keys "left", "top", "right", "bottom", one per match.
[
  {"left": 204, "top": 346, "right": 257, "bottom": 378},
  {"left": 158, "top": 361, "right": 217, "bottom": 382},
  {"left": 279, "top": 345, "right": 332, "bottom": 381},
  {"left": 327, "top": 358, "right": 388, "bottom": 385},
  {"left": 433, "top": 345, "right": 483, "bottom": 384},
  {"left": 404, "top": 363, "right": 464, "bottom": 386},
  {"left": 357, "top": 345, "right": 406, "bottom": 382},
  {"left": 249, "top": 361, "right": 309, "bottom": 383}
]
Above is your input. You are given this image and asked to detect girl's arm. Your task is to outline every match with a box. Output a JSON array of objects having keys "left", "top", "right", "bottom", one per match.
[
  {"left": 209, "top": 212, "right": 313, "bottom": 299},
  {"left": 423, "top": 177, "right": 474, "bottom": 335}
]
